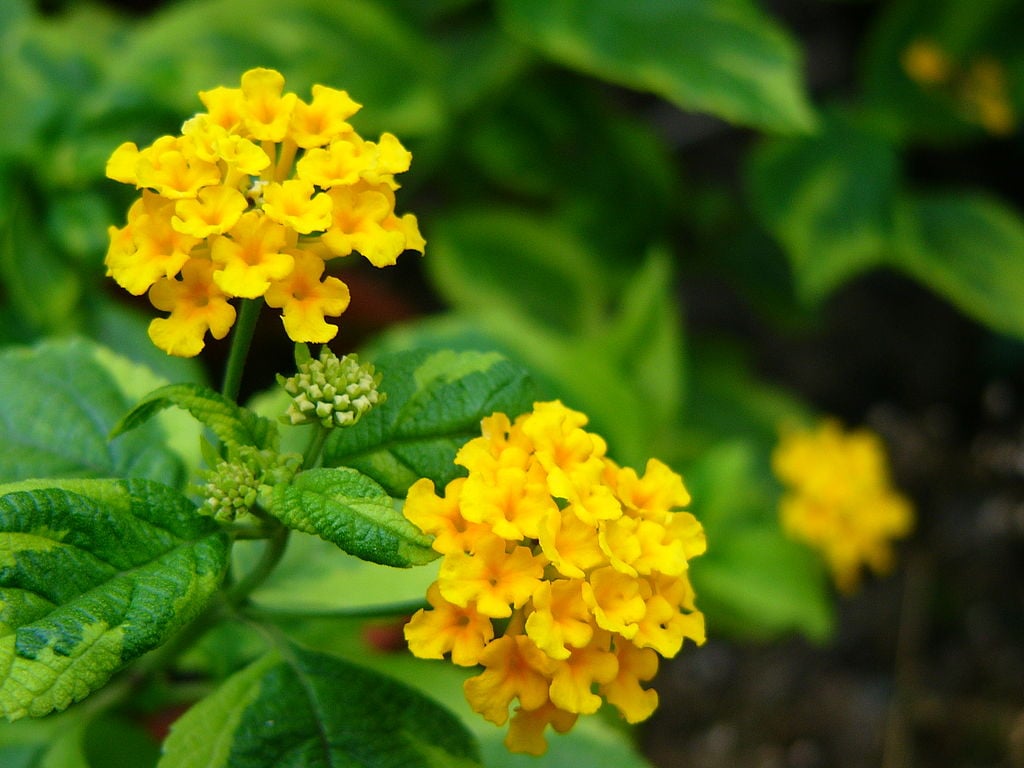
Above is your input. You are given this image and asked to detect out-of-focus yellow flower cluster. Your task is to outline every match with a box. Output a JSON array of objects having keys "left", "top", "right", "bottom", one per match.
[
  {"left": 105, "top": 67, "right": 424, "bottom": 357},
  {"left": 901, "top": 39, "right": 1016, "bottom": 135},
  {"left": 772, "top": 419, "right": 913, "bottom": 594},
  {"left": 402, "top": 401, "right": 706, "bottom": 755}
]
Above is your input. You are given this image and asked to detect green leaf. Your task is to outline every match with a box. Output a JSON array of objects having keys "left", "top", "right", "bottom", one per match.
[
  {"left": 323, "top": 349, "right": 536, "bottom": 496},
  {"left": 604, "top": 249, "right": 686, "bottom": 433},
  {"left": 289, "top": 619, "right": 654, "bottom": 768},
  {"left": 461, "top": 80, "right": 677, "bottom": 274},
  {"left": 268, "top": 468, "right": 435, "bottom": 568},
  {"left": 0, "top": 184, "right": 81, "bottom": 336},
  {"left": 890, "top": 192, "right": 1024, "bottom": 340},
  {"left": 428, "top": 209, "right": 606, "bottom": 334},
  {"left": 235, "top": 532, "right": 436, "bottom": 614},
  {"left": 691, "top": 527, "right": 833, "bottom": 641},
  {"left": 0, "top": 478, "right": 229, "bottom": 720},
  {"left": 497, "top": 0, "right": 816, "bottom": 133},
  {"left": 365, "top": 313, "right": 653, "bottom": 468},
  {"left": 111, "top": 382, "right": 278, "bottom": 453},
  {"left": 159, "top": 643, "right": 481, "bottom": 768},
  {"left": 747, "top": 109, "right": 899, "bottom": 302},
  {"left": 0, "top": 339, "right": 185, "bottom": 486},
  {"left": 102, "top": 0, "right": 445, "bottom": 140},
  {"left": 677, "top": 341, "right": 814, "bottom": 465}
]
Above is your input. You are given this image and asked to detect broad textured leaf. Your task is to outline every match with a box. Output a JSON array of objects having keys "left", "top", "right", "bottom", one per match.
[
  {"left": 890, "top": 192, "right": 1024, "bottom": 340},
  {"left": 497, "top": 0, "right": 816, "bottom": 133},
  {"left": 323, "top": 349, "right": 535, "bottom": 496},
  {"left": 268, "top": 468, "right": 435, "bottom": 568},
  {"left": 110, "top": 383, "right": 278, "bottom": 453},
  {"left": 0, "top": 339, "right": 185, "bottom": 486},
  {"left": 0, "top": 478, "right": 229, "bottom": 720},
  {"left": 159, "top": 644, "right": 481, "bottom": 768},
  {"left": 364, "top": 314, "right": 653, "bottom": 468},
  {"left": 748, "top": 110, "right": 899, "bottom": 302}
]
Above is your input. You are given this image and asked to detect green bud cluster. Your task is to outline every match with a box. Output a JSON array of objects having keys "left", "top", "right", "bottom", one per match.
[
  {"left": 278, "top": 348, "right": 384, "bottom": 428},
  {"left": 199, "top": 447, "right": 301, "bottom": 522}
]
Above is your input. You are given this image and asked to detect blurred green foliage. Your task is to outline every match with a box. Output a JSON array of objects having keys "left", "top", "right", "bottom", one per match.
[{"left": 1, "top": 0, "right": 1022, "bottom": 763}]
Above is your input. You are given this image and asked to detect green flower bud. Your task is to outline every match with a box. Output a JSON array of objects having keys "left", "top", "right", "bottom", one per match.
[
  {"left": 278, "top": 348, "right": 385, "bottom": 428},
  {"left": 199, "top": 447, "right": 301, "bottom": 522},
  {"left": 200, "top": 459, "right": 260, "bottom": 522}
]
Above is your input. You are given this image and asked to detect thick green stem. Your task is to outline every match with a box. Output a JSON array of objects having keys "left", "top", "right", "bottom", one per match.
[{"left": 221, "top": 298, "right": 262, "bottom": 402}]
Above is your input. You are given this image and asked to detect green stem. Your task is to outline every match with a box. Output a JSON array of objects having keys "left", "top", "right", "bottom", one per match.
[
  {"left": 302, "top": 424, "right": 329, "bottom": 469},
  {"left": 221, "top": 298, "right": 262, "bottom": 402},
  {"left": 226, "top": 524, "right": 290, "bottom": 608}
]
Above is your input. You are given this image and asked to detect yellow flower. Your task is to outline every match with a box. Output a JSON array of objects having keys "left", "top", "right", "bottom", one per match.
[
  {"left": 403, "top": 401, "right": 706, "bottom": 754},
  {"left": 263, "top": 250, "right": 351, "bottom": 343},
  {"left": 773, "top": 419, "right": 914, "bottom": 593},
  {"left": 438, "top": 536, "right": 546, "bottom": 618},
  {"left": 901, "top": 39, "right": 952, "bottom": 85},
  {"left": 403, "top": 583, "right": 494, "bottom": 667},
  {"left": 147, "top": 258, "right": 236, "bottom": 358},
  {"left": 959, "top": 57, "right": 1016, "bottom": 135},
  {"left": 105, "top": 67, "right": 423, "bottom": 356}
]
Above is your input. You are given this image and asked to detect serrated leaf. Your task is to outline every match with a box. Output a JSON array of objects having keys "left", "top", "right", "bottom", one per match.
[
  {"left": 497, "top": 0, "right": 816, "bottom": 134},
  {"left": 110, "top": 382, "right": 278, "bottom": 453},
  {"left": 323, "top": 349, "right": 535, "bottom": 496},
  {"left": 160, "top": 643, "right": 481, "bottom": 768},
  {"left": 0, "top": 478, "right": 229, "bottom": 720},
  {"left": 0, "top": 339, "right": 185, "bottom": 486},
  {"left": 269, "top": 468, "right": 435, "bottom": 568},
  {"left": 890, "top": 191, "right": 1024, "bottom": 340},
  {"left": 747, "top": 109, "right": 899, "bottom": 302}
]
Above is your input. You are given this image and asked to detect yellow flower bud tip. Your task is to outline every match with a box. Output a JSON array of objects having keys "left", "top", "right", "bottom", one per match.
[
  {"left": 773, "top": 419, "right": 914, "bottom": 594},
  {"left": 402, "top": 400, "right": 707, "bottom": 754},
  {"left": 105, "top": 67, "right": 422, "bottom": 356}
]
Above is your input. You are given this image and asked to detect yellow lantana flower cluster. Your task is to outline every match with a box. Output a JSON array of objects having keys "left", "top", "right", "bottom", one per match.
[
  {"left": 402, "top": 400, "right": 706, "bottom": 755},
  {"left": 105, "top": 67, "right": 424, "bottom": 357},
  {"left": 773, "top": 419, "right": 914, "bottom": 594}
]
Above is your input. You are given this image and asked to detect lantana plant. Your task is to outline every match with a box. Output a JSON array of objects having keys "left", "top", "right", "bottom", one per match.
[{"left": 0, "top": 68, "right": 708, "bottom": 765}]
